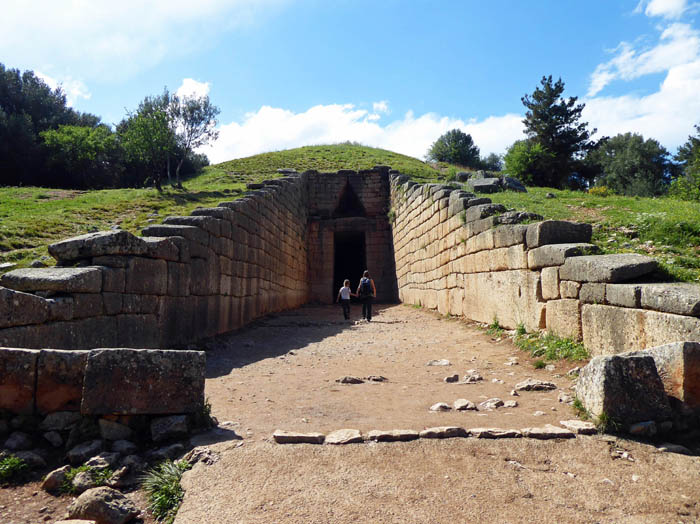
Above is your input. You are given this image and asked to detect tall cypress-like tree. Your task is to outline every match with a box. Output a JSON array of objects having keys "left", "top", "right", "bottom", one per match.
[{"left": 521, "top": 76, "right": 595, "bottom": 188}]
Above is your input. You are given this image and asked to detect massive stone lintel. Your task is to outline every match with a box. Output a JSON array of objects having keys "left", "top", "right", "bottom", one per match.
[{"left": 81, "top": 349, "right": 205, "bottom": 415}]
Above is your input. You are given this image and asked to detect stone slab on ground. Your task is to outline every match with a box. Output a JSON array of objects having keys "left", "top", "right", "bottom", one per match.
[
  {"left": 0, "top": 267, "right": 103, "bottom": 293},
  {"left": 81, "top": 348, "right": 205, "bottom": 415},
  {"left": 469, "top": 428, "right": 522, "bottom": 438},
  {"left": 627, "top": 341, "right": 700, "bottom": 410},
  {"left": 273, "top": 430, "right": 325, "bottom": 444},
  {"left": 576, "top": 354, "right": 672, "bottom": 425},
  {"left": 522, "top": 424, "right": 575, "bottom": 439},
  {"left": 419, "top": 426, "right": 468, "bottom": 439},
  {"left": 0, "top": 347, "right": 39, "bottom": 414},
  {"left": 558, "top": 254, "right": 657, "bottom": 283},
  {"left": 514, "top": 379, "right": 557, "bottom": 391},
  {"left": 325, "top": 429, "right": 363, "bottom": 445},
  {"left": 559, "top": 420, "right": 597, "bottom": 435},
  {"left": 366, "top": 429, "right": 420, "bottom": 442}
]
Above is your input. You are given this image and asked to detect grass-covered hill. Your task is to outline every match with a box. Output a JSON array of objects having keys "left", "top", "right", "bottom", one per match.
[{"left": 1, "top": 143, "right": 699, "bottom": 282}]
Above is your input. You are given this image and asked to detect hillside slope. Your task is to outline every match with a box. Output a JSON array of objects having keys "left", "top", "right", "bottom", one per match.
[{"left": 1, "top": 143, "right": 698, "bottom": 282}]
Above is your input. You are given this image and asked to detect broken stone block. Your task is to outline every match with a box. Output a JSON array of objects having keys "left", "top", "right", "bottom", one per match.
[
  {"left": 467, "top": 178, "right": 502, "bottom": 194},
  {"left": 464, "top": 203, "right": 506, "bottom": 222},
  {"left": 48, "top": 230, "right": 147, "bottom": 263},
  {"left": 0, "top": 287, "right": 50, "bottom": 328},
  {"left": 469, "top": 428, "right": 522, "bottom": 438},
  {"left": 526, "top": 221, "right": 592, "bottom": 249},
  {"left": 0, "top": 267, "right": 103, "bottom": 293},
  {"left": 0, "top": 348, "right": 39, "bottom": 414},
  {"left": 558, "top": 254, "right": 657, "bottom": 283},
  {"left": 527, "top": 243, "right": 599, "bottom": 269},
  {"left": 429, "top": 402, "right": 452, "bottom": 412},
  {"left": 325, "top": 429, "right": 363, "bottom": 444},
  {"left": 522, "top": 424, "right": 575, "bottom": 439},
  {"left": 453, "top": 399, "right": 476, "bottom": 410},
  {"left": 272, "top": 430, "right": 325, "bottom": 444},
  {"left": 36, "top": 349, "right": 87, "bottom": 414},
  {"left": 576, "top": 354, "right": 672, "bottom": 425},
  {"left": 478, "top": 398, "right": 504, "bottom": 410},
  {"left": 627, "top": 341, "right": 700, "bottom": 411},
  {"left": 500, "top": 176, "right": 527, "bottom": 192},
  {"left": 81, "top": 349, "right": 205, "bottom": 415},
  {"left": 559, "top": 420, "right": 596, "bottom": 435},
  {"left": 559, "top": 281, "right": 581, "bottom": 299},
  {"left": 514, "top": 379, "right": 557, "bottom": 391},
  {"left": 605, "top": 284, "right": 642, "bottom": 308}
]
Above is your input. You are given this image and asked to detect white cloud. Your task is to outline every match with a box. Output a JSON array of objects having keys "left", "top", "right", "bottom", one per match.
[
  {"left": 176, "top": 79, "right": 211, "bottom": 99},
  {"left": 199, "top": 103, "right": 523, "bottom": 164},
  {"left": 35, "top": 71, "right": 91, "bottom": 107},
  {"left": 640, "top": 0, "right": 688, "bottom": 18},
  {"left": 0, "top": 0, "right": 287, "bottom": 83},
  {"left": 588, "top": 23, "right": 700, "bottom": 96},
  {"left": 373, "top": 101, "right": 390, "bottom": 114}
]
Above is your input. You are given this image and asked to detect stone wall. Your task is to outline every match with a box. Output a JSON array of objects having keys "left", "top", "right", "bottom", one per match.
[
  {"left": 0, "top": 174, "right": 309, "bottom": 349},
  {"left": 390, "top": 174, "right": 700, "bottom": 356}
]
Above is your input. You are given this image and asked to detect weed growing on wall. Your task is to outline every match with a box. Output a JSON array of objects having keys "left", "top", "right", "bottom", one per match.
[
  {"left": 0, "top": 454, "right": 28, "bottom": 485},
  {"left": 514, "top": 329, "right": 589, "bottom": 361},
  {"left": 486, "top": 317, "right": 504, "bottom": 337}
]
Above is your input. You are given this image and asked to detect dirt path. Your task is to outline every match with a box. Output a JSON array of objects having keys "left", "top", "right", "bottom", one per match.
[{"left": 176, "top": 304, "right": 700, "bottom": 523}]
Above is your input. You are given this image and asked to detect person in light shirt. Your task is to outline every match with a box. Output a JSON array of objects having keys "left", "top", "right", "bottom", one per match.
[{"left": 336, "top": 279, "right": 356, "bottom": 320}]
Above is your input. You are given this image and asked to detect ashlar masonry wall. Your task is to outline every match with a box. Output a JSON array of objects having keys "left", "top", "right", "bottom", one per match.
[
  {"left": 0, "top": 174, "right": 309, "bottom": 349},
  {"left": 390, "top": 174, "right": 700, "bottom": 356}
]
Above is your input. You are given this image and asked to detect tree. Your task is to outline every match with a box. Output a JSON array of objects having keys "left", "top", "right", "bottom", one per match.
[
  {"left": 118, "top": 91, "right": 175, "bottom": 191},
  {"left": 479, "top": 152, "right": 503, "bottom": 171},
  {"left": 586, "top": 133, "right": 672, "bottom": 196},
  {"left": 426, "top": 129, "right": 481, "bottom": 167},
  {"left": 521, "top": 76, "right": 595, "bottom": 188},
  {"left": 168, "top": 93, "right": 220, "bottom": 188},
  {"left": 670, "top": 124, "right": 700, "bottom": 200},
  {"left": 503, "top": 139, "right": 554, "bottom": 185}
]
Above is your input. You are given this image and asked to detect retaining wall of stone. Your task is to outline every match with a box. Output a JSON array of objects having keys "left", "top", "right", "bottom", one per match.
[
  {"left": 0, "top": 175, "right": 309, "bottom": 349},
  {"left": 390, "top": 174, "right": 700, "bottom": 356}
]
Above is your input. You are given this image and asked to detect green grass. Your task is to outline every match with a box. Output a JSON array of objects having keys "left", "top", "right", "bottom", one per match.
[
  {"left": 0, "top": 454, "right": 28, "bottom": 485},
  {"left": 515, "top": 330, "right": 590, "bottom": 362},
  {"left": 59, "top": 465, "right": 114, "bottom": 494},
  {"left": 486, "top": 317, "right": 505, "bottom": 337},
  {"left": 141, "top": 460, "right": 192, "bottom": 524}
]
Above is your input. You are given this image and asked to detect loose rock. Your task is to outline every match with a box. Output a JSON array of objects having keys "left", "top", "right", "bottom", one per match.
[
  {"left": 419, "top": 426, "right": 468, "bottom": 439},
  {"left": 111, "top": 440, "right": 138, "bottom": 456},
  {"left": 470, "top": 428, "right": 522, "bottom": 438},
  {"left": 366, "top": 429, "right": 419, "bottom": 442},
  {"left": 4, "top": 431, "right": 33, "bottom": 451},
  {"left": 325, "top": 429, "right": 363, "bottom": 445},
  {"left": 514, "top": 379, "right": 557, "bottom": 391},
  {"left": 272, "top": 430, "right": 325, "bottom": 444},
  {"left": 444, "top": 374, "right": 459, "bottom": 383},
  {"left": 478, "top": 398, "right": 504, "bottom": 411},
  {"left": 336, "top": 376, "right": 364, "bottom": 384},
  {"left": 453, "top": 399, "right": 477, "bottom": 411},
  {"left": 14, "top": 450, "right": 46, "bottom": 468},
  {"left": 559, "top": 420, "right": 597, "bottom": 435},
  {"left": 462, "top": 370, "right": 483, "bottom": 383},
  {"left": 503, "top": 400, "right": 518, "bottom": 408},
  {"left": 430, "top": 402, "right": 452, "bottom": 412},
  {"left": 426, "top": 359, "right": 451, "bottom": 366},
  {"left": 67, "top": 440, "right": 103, "bottom": 466},
  {"left": 43, "top": 431, "right": 63, "bottom": 447},
  {"left": 66, "top": 486, "right": 140, "bottom": 524},
  {"left": 41, "top": 465, "right": 71, "bottom": 492},
  {"left": 72, "top": 470, "right": 97, "bottom": 494},
  {"left": 85, "top": 452, "right": 120, "bottom": 469},
  {"left": 522, "top": 424, "right": 575, "bottom": 439}
]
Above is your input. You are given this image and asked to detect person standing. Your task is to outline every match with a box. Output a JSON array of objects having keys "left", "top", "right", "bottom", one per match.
[
  {"left": 336, "top": 279, "right": 356, "bottom": 320},
  {"left": 356, "top": 270, "right": 377, "bottom": 322}
]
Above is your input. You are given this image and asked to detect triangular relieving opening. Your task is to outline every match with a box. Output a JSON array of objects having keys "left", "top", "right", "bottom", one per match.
[{"left": 333, "top": 181, "right": 366, "bottom": 218}]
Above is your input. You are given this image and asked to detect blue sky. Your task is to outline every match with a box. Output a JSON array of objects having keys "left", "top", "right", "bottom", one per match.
[{"left": 3, "top": 0, "right": 700, "bottom": 163}]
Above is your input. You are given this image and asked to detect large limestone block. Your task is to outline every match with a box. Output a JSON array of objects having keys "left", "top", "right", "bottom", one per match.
[
  {"left": 0, "top": 348, "right": 39, "bottom": 414},
  {"left": 36, "top": 350, "right": 87, "bottom": 413},
  {"left": 541, "top": 267, "right": 560, "bottom": 300},
  {"left": 545, "top": 299, "right": 581, "bottom": 340},
  {"left": 164, "top": 215, "right": 221, "bottom": 237},
  {"left": 0, "top": 267, "right": 102, "bottom": 293},
  {"left": 462, "top": 270, "right": 545, "bottom": 332},
  {"left": 141, "top": 224, "right": 209, "bottom": 247},
  {"left": 582, "top": 304, "right": 700, "bottom": 356},
  {"left": 81, "top": 349, "right": 206, "bottom": 415},
  {"left": 0, "top": 287, "right": 50, "bottom": 328},
  {"left": 559, "top": 254, "right": 657, "bottom": 283},
  {"left": 628, "top": 342, "right": 700, "bottom": 410},
  {"left": 464, "top": 203, "right": 506, "bottom": 223},
  {"left": 639, "top": 283, "right": 700, "bottom": 317},
  {"left": 605, "top": 284, "right": 641, "bottom": 308},
  {"left": 48, "top": 230, "right": 146, "bottom": 262},
  {"left": 125, "top": 257, "right": 167, "bottom": 295},
  {"left": 467, "top": 178, "right": 501, "bottom": 194},
  {"left": 577, "top": 354, "right": 672, "bottom": 425},
  {"left": 526, "top": 221, "right": 592, "bottom": 249},
  {"left": 493, "top": 224, "right": 527, "bottom": 248},
  {"left": 527, "top": 243, "right": 599, "bottom": 270}
]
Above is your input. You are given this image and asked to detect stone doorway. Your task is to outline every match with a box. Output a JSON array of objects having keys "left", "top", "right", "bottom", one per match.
[{"left": 333, "top": 231, "right": 366, "bottom": 301}]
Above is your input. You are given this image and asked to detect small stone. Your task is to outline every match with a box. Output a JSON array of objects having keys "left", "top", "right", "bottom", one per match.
[
  {"left": 426, "top": 359, "right": 451, "bottom": 366},
  {"left": 365, "top": 375, "right": 387, "bottom": 382},
  {"left": 430, "top": 402, "right": 452, "bottom": 412},
  {"left": 14, "top": 450, "right": 46, "bottom": 468},
  {"left": 567, "top": 367, "right": 581, "bottom": 376},
  {"left": 120, "top": 455, "right": 143, "bottom": 471},
  {"left": 469, "top": 428, "right": 522, "bottom": 438},
  {"left": 545, "top": 364, "right": 556, "bottom": 372},
  {"left": 419, "top": 426, "right": 468, "bottom": 439},
  {"left": 4, "top": 431, "right": 33, "bottom": 450},
  {"left": 491, "top": 378, "right": 504, "bottom": 384},
  {"left": 559, "top": 420, "right": 597, "bottom": 435},
  {"left": 85, "top": 452, "right": 120, "bottom": 469},
  {"left": 272, "top": 430, "right": 325, "bottom": 444},
  {"left": 558, "top": 392, "right": 574, "bottom": 404},
  {"left": 533, "top": 411, "right": 545, "bottom": 416},
  {"left": 105, "top": 466, "right": 138, "bottom": 489},
  {"left": 43, "top": 431, "right": 63, "bottom": 447},
  {"left": 632, "top": 474, "right": 640, "bottom": 482},
  {"left": 67, "top": 440, "right": 103, "bottom": 465},
  {"left": 478, "top": 398, "right": 504, "bottom": 410},
  {"left": 503, "top": 400, "right": 518, "bottom": 408},
  {"left": 444, "top": 374, "right": 459, "bottom": 383},
  {"left": 657, "top": 442, "right": 692, "bottom": 455},
  {"left": 510, "top": 390, "right": 519, "bottom": 397},
  {"left": 336, "top": 376, "right": 364, "bottom": 384},
  {"left": 462, "top": 370, "right": 483, "bottom": 383},
  {"left": 41, "top": 465, "right": 71, "bottom": 492},
  {"left": 72, "top": 470, "right": 97, "bottom": 493},
  {"left": 148, "top": 443, "right": 185, "bottom": 462},
  {"left": 514, "top": 379, "right": 557, "bottom": 391},
  {"left": 66, "top": 486, "right": 140, "bottom": 524},
  {"left": 522, "top": 424, "right": 576, "bottom": 439},
  {"left": 183, "top": 446, "right": 220, "bottom": 466},
  {"left": 325, "top": 429, "right": 363, "bottom": 445},
  {"left": 366, "top": 429, "right": 419, "bottom": 442},
  {"left": 454, "top": 399, "right": 477, "bottom": 411}
]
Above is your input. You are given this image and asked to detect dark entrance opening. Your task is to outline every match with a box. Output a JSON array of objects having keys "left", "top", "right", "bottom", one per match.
[{"left": 333, "top": 231, "right": 366, "bottom": 302}]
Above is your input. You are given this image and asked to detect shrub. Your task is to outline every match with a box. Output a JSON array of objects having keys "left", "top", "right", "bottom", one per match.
[
  {"left": 0, "top": 454, "right": 28, "bottom": 485},
  {"left": 588, "top": 185, "right": 614, "bottom": 197},
  {"left": 142, "top": 460, "right": 192, "bottom": 523}
]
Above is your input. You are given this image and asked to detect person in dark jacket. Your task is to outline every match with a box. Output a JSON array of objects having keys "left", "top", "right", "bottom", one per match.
[{"left": 356, "top": 270, "right": 377, "bottom": 321}]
